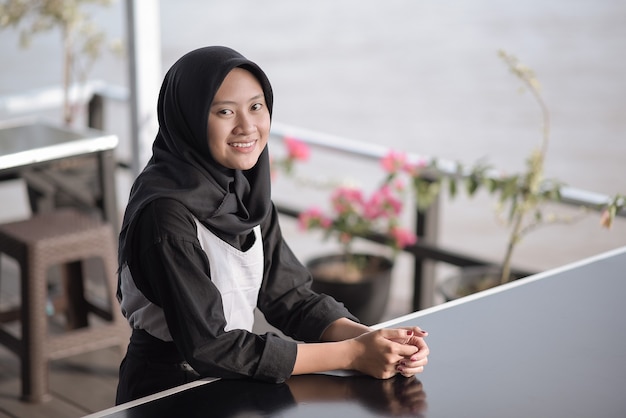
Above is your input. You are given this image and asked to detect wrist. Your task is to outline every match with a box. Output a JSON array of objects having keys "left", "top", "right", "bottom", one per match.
[
  {"left": 341, "top": 337, "right": 362, "bottom": 371},
  {"left": 321, "top": 317, "right": 371, "bottom": 342}
]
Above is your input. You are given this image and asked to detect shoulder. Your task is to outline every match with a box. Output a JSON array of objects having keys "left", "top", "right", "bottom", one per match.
[{"left": 135, "top": 198, "right": 198, "bottom": 242}]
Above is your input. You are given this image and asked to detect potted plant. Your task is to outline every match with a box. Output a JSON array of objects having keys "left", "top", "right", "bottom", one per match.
[
  {"left": 0, "top": 0, "right": 123, "bottom": 214},
  {"left": 273, "top": 51, "right": 624, "bottom": 308},
  {"left": 0, "top": 0, "right": 120, "bottom": 125},
  {"left": 298, "top": 182, "right": 417, "bottom": 324},
  {"left": 272, "top": 140, "right": 417, "bottom": 324},
  {"left": 384, "top": 51, "right": 625, "bottom": 300}
]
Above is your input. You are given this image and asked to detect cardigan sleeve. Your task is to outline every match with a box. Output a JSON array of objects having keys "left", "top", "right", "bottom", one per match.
[{"left": 128, "top": 198, "right": 296, "bottom": 383}]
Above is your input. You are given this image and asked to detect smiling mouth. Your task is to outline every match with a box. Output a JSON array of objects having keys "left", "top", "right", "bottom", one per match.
[{"left": 229, "top": 140, "right": 256, "bottom": 148}]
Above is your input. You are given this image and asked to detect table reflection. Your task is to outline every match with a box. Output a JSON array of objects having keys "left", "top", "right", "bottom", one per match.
[
  {"left": 287, "top": 373, "right": 428, "bottom": 417},
  {"left": 120, "top": 374, "right": 427, "bottom": 418}
]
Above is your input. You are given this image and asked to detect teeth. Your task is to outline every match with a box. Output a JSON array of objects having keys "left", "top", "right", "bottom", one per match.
[{"left": 230, "top": 141, "right": 254, "bottom": 148}]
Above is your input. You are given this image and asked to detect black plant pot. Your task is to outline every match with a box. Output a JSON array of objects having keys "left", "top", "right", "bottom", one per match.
[
  {"left": 306, "top": 253, "right": 393, "bottom": 326},
  {"left": 438, "top": 265, "right": 522, "bottom": 302}
]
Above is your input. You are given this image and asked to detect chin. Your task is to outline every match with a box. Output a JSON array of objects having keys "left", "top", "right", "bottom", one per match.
[{"left": 232, "top": 158, "right": 261, "bottom": 171}]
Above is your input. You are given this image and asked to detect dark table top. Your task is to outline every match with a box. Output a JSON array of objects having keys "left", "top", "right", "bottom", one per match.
[
  {"left": 0, "top": 118, "right": 120, "bottom": 229},
  {"left": 90, "top": 246, "right": 626, "bottom": 418}
]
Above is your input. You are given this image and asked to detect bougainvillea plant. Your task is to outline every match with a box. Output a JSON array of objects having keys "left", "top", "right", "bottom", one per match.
[
  {"left": 296, "top": 143, "right": 417, "bottom": 269},
  {"left": 382, "top": 51, "right": 625, "bottom": 285}
]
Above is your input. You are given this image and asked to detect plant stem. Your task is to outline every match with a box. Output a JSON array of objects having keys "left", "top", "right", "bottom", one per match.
[
  {"left": 500, "top": 206, "right": 523, "bottom": 284},
  {"left": 498, "top": 51, "right": 551, "bottom": 284},
  {"left": 62, "top": 23, "right": 73, "bottom": 126}
]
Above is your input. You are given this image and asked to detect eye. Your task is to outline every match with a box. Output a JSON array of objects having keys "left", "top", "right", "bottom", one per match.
[
  {"left": 251, "top": 103, "right": 263, "bottom": 111},
  {"left": 218, "top": 109, "right": 234, "bottom": 116}
]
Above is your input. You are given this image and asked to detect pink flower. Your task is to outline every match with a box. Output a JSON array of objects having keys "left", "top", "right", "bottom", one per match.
[
  {"left": 389, "top": 226, "right": 417, "bottom": 249},
  {"left": 600, "top": 209, "right": 613, "bottom": 229},
  {"left": 402, "top": 158, "right": 427, "bottom": 176},
  {"left": 391, "top": 178, "right": 406, "bottom": 193},
  {"left": 299, "top": 177, "right": 413, "bottom": 256},
  {"left": 380, "top": 150, "right": 407, "bottom": 175},
  {"left": 298, "top": 207, "right": 332, "bottom": 230},
  {"left": 363, "top": 199, "right": 383, "bottom": 220},
  {"left": 331, "top": 187, "right": 364, "bottom": 215},
  {"left": 364, "top": 186, "right": 403, "bottom": 220},
  {"left": 284, "top": 136, "right": 310, "bottom": 162}
]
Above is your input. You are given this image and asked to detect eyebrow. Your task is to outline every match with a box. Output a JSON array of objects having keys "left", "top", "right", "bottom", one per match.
[{"left": 211, "top": 93, "right": 265, "bottom": 107}]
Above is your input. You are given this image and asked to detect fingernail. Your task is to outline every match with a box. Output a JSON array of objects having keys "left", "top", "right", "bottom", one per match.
[
  {"left": 407, "top": 330, "right": 413, "bottom": 336},
  {"left": 397, "top": 365, "right": 404, "bottom": 372}
]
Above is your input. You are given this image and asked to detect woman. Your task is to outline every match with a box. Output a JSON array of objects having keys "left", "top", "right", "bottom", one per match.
[{"left": 115, "top": 46, "right": 429, "bottom": 404}]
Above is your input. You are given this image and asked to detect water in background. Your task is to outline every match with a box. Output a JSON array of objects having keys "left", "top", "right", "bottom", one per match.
[{"left": 1, "top": 0, "right": 625, "bottom": 313}]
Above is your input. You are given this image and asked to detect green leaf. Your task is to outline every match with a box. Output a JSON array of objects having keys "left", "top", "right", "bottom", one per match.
[
  {"left": 466, "top": 176, "right": 479, "bottom": 195},
  {"left": 446, "top": 178, "right": 457, "bottom": 198}
]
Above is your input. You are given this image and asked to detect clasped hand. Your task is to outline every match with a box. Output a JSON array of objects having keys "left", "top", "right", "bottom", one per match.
[{"left": 351, "top": 327, "right": 429, "bottom": 379}]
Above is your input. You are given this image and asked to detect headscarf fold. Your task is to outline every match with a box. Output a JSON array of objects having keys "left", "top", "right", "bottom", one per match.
[{"left": 118, "top": 46, "right": 274, "bottom": 268}]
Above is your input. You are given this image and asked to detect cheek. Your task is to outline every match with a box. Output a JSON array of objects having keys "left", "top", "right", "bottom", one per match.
[
  {"left": 207, "top": 122, "right": 227, "bottom": 149},
  {"left": 259, "top": 115, "right": 271, "bottom": 140},
  {"left": 207, "top": 140, "right": 221, "bottom": 158}
]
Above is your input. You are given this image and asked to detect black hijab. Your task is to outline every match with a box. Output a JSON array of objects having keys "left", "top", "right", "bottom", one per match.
[{"left": 118, "top": 46, "right": 274, "bottom": 268}]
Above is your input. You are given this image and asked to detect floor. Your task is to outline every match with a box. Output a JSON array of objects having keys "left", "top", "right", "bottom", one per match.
[
  {"left": 0, "top": 345, "right": 122, "bottom": 418},
  {"left": 0, "top": 247, "right": 124, "bottom": 417}
]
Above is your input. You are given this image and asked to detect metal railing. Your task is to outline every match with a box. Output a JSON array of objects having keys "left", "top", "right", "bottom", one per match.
[
  {"left": 268, "top": 122, "right": 625, "bottom": 310},
  {"left": 2, "top": 83, "right": 623, "bottom": 310}
]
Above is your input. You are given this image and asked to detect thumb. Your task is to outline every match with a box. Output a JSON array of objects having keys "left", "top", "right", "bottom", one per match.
[{"left": 379, "top": 328, "right": 415, "bottom": 344}]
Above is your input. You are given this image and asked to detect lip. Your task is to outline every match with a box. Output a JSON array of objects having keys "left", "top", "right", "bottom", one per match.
[{"left": 228, "top": 139, "right": 258, "bottom": 152}]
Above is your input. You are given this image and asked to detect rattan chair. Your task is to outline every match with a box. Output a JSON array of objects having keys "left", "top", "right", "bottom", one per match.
[{"left": 0, "top": 208, "right": 128, "bottom": 402}]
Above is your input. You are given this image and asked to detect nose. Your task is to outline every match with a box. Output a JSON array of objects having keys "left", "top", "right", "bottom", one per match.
[{"left": 233, "top": 112, "right": 255, "bottom": 135}]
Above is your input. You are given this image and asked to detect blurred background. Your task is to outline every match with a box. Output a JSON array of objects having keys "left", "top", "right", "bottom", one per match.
[{"left": 1, "top": 0, "right": 625, "bottom": 316}]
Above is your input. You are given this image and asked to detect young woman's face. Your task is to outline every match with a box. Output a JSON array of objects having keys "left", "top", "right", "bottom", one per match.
[{"left": 207, "top": 68, "right": 270, "bottom": 170}]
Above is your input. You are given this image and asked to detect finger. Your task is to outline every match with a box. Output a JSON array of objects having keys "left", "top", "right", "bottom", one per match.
[
  {"left": 402, "top": 336, "right": 430, "bottom": 357},
  {"left": 383, "top": 328, "right": 427, "bottom": 349},
  {"left": 390, "top": 337, "right": 421, "bottom": 357},
  {"left": 397, "top": 363, "right": 426, "bottom": 377},
  {"left": 397, "top": 351, "right": 429, "bottom": 376},
  {"left": 399, "top": 355, "right": 428, "bottom": 369},
  {"left": 380, "top": 329, "right": 427, "bottom": 358},
  {"left": 379, "top": 328, "right": 415, "bottom": 343},
  {"left": 402, "top": 348, "right": 428, "bottom": 365},
  {"left": 402, "top": 326, "right": 428, "bottom": 337}
]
